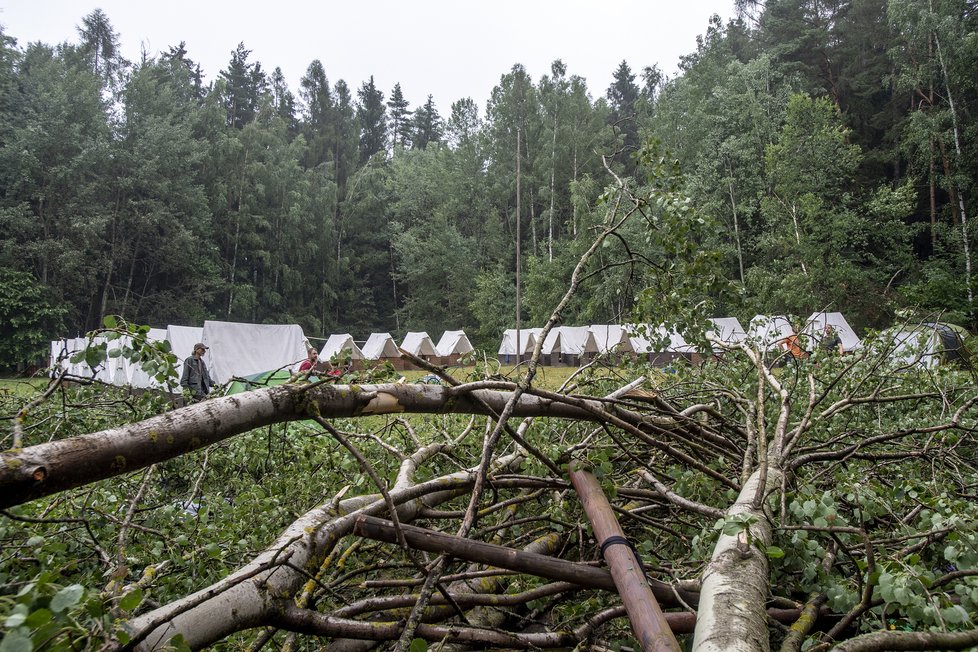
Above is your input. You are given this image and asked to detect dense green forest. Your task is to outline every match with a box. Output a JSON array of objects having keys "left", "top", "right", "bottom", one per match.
[{"left": 1, "top": 0, "right": 976, "bottom": 367}]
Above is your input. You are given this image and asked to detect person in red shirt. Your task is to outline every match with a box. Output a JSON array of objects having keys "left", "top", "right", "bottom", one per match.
[{"left": 298, "top": 348, "right": 321, "bottom": 373}]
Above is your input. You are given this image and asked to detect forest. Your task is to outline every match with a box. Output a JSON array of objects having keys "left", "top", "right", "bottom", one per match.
[
  {"left": 1, "top": 0, "right": 977, "bottom": 368},
  {"left": 3, "top": 2, "right": 978, "bottom": 651}
]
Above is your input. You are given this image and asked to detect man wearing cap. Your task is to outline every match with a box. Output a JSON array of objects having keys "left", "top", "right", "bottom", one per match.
[{"left": 181, "top": 343, "right": 214, "bottom": 401}]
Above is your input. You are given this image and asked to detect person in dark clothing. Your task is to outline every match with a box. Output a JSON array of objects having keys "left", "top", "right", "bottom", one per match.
[
  {"left": 821, "top": 325, "right": 843, "bottom": 354},
  {"left": 181, "top": 342, "right": 213, "bottom": 400}
]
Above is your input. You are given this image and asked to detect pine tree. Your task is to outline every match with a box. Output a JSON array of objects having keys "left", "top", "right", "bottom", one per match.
[
  {"left": 219, "top": 43, "right": 267, "bottom": 129},
  {"left": 270, "top": 67, "right": 297, "bottom": 135},
  {"left": 606, "top": 60, "right": 640, "bottom": 172},
  {"left": 411, "top": 95, "right": 443, "bottom": 150},
  {"left": 356, "top": 75, "right": 387, "bottom": 164},
  {"left": 76, "top": 9, "right": 123, "bottom": 89},
  {"left": 161, "top": 42, "right": 205, "bottom": 101},
  {"left": 387, "top": 82, "right": 412, "bottom": 150},
  {"left": 299, "top": 59, "right": 334, "bottom": 168}
]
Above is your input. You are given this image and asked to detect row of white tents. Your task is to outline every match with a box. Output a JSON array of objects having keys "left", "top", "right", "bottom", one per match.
[
  {"left": 499, "top": 312, "right": 970, "bottom": 369},
  {"left": 49, "top": 322, "right": 477, "bottom": 389},
  {"left": 498, "top": 313, "right": 864, "bottom": 366},
  {"left": 48, "top": 312, "right": 968, "bottom": 390}
]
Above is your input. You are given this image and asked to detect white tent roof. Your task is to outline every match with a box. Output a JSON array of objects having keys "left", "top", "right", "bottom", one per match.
[
  {"left": 49, "top": 337, "right": 90, "bottom": 377},
  {"left": 166, "top": 325, "right": 204, "bottom": 363},
  {"left": 126, "top": 327, "right": 170, "bottom": 389},
  {"left": 541, "top": 326, "right": 599, "bottom": 355},
  {"left": 201, "top": 320, "right": 308, "bottom": 384},
  {"left": 50, "top": 339, "right": 72, "bottom": 374},
  {"left": 362, "top": 333, "right": 400, "bottom": 360},
  {"left": 708, "top": 318, "right": 748, "bottom": 346},
  {"left": 876, "top": 328, "right": 941, "bottom": 369},
  {"left": 400, "top": 332, "right": 438, "bottom": 357},
  {"left": 802, "top": 312, "right": 861, "bottom": 351},
  {"left": 320, "top": 333, "right": 365, "bottom": 361},
  {"left": 748, "top": 315, "right": 795, "bottom": 351},
  {"left": 589, "top": 325, "right": 635, "bottom": 354},
  {"left": 626, "top": 324, "right": 690, "bottom": 353},
  {"left": 436, "top": 330, "right": 474, "bottom": 356},
  {"left": 498, "top": 328, "right": 538, "bottom": 356}
]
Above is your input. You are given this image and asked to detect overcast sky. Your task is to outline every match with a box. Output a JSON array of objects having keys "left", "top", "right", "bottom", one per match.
[{"left": 0, "top": 1, "right": 734, "bottom": 111}]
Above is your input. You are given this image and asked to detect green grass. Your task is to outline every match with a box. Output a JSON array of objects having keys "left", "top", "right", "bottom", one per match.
[{"left": 0, "top": 377, "right": 49, "bottom": 397}]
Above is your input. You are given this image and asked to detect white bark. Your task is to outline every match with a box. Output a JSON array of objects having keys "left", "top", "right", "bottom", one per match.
[{"left": 691, "top": 465, "right": 783, "bottom": 652}]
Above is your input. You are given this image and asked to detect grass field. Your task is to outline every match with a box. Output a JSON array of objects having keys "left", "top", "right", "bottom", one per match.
[
  {"left": 1, "top": 364, "right": 606, "bottom": 401},
  {"left": 0, "top": 377, "right": 49, "bottom": 397}
]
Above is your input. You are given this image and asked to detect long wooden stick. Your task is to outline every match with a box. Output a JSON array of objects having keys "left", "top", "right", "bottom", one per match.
[
  {"left": 568, "top": 461, "right": 681, "bottom": 652},
  {"left": 352, "top": 515, "right": 699, "bottom": 607},
  {"left": 354, "top": 514, "right": 615, "bottom": 590}
]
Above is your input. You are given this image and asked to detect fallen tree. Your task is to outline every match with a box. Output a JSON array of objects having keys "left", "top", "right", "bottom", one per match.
[{"left": 3, "top": 340, "right": 977, "bottom": 651}]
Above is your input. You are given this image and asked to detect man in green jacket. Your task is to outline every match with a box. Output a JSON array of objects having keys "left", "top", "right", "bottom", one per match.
[{"left": 181, "top": 343, "right": 214, "bottom": 400}]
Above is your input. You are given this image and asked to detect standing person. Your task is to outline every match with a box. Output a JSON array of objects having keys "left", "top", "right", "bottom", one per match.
[
  {"left": 821, "top": 325, "right": 843, "bottom": 354},
  {"left": 298, "top": 347, "right": 323, "bottom": 373},
  {"left": 181, "top": 343, "right": 213, "bottom": 401}
]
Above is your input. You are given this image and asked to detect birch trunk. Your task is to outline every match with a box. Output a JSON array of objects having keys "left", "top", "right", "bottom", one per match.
[{"left": 692, "top": 465, "right": 783, "bottom": 652}]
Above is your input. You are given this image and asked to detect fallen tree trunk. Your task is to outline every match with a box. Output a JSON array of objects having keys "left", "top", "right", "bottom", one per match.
[
  {"left": 2, "top": 382, "right": 671, "bottom": 509},
  {"left": 692, "top": 465, "right": 783, "bottom": 652}
]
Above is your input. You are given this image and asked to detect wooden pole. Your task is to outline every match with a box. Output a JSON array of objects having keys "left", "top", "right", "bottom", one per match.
[
  {"left": 355, "top": 514, "right": 615, "bottom": 590},
  {"left": 568, "top": 461, "right": 682, "bottom": 652},
  {"left": 353, "top": 515, "right": 699, "bottom": 607}
]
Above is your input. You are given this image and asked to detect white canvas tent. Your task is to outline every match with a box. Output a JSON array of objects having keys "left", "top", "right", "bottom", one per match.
[
  {"left": 363, "top": 333, "right": 400, "bottom": 360},
  {"left": 436, "top": 330, "right": 474, "bottom": 365},
  {"left": 873, "top": 328, "right": 942, "bottom": 369},
  {"left": 400, "top": 332, "right": 438, "bottom": 365},
  {"left": 708, "top": 318, "right": 748, "bottom": 348},
  {"left": 801, "top": 312, "right": 860, "bottom": 352},
  {"left": 540, "top": 326, "right": 599, "bottom": 366},
  {"left": 748, "top": 315, "right": 795, "bottom": 351},
  {"left": 166, "top": 325, "right": 204, "bottom": 363},
  {"left": 200, "top": 320, "right": 308, "bottom": 385},
  {"left": 589, "top": 325, "right": 635, "bottom": 356},
  {"left": 498, "top": 328, "right": 538, "bottom": 364},
  {"left": 49, "top": 338, "right": 73, "bottom": 376},
  {"left": 127, "top": 328, "right": 172, "bottom": 389},
  {"left": 626, "top": 324, "right": 692, "bottom": 366},
  {"left": 68, "top": 337, "right": 94, "bottom": 377},
  {"left": 320, "top": 334, "right": 365, "bottom": 366},
  {"left": 49, "top": 337, "right": 92, "bottom": 377}
]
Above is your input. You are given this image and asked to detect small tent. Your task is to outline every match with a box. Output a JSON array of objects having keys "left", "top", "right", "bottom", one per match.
[
  {"left": 748, "top": 315, "right": 796, "bottom": 352},
  {"left": 436, "top": 330, "right": 474, "bottom": 366},
  {"left": 200, "top": 320, "right": 308, "bottom": 385},
  {"left": 626, "top": 324, "right": 693, "bottom": 367},
  {"left": 922, "top": 322, "right": 971, "bottom": 367},
  {"left": 540, "top": 326, "right": 600, "bottom": 367},
  {"left": 320, "top": 333, "right": 365, "bottom": 370},
  {"left": 363, "top": 333, "right": 404, "bottom": 370},
  {"left": 801, "top": 312, "right": 861, "bottom": 353},
  {"left": 872, "top": 328, "right": 942, "bottom": 369},
  {"left": 589, "top": 325, "right": 636, "bottom": 361},
  {"left": 498, "top": 328, "right": 537, "bottom": 365},
  {"left": 225, "top": 369, "right": 294, "bottom": 395},
  {"left": 708, "top": 318, "right": 748, "bottom": 348},
  {"left": 400, "top": 332, "right": 438, "bottom": 368},
  {"left": 166, "top": 325, "right": 204, "bottom": 364}
]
